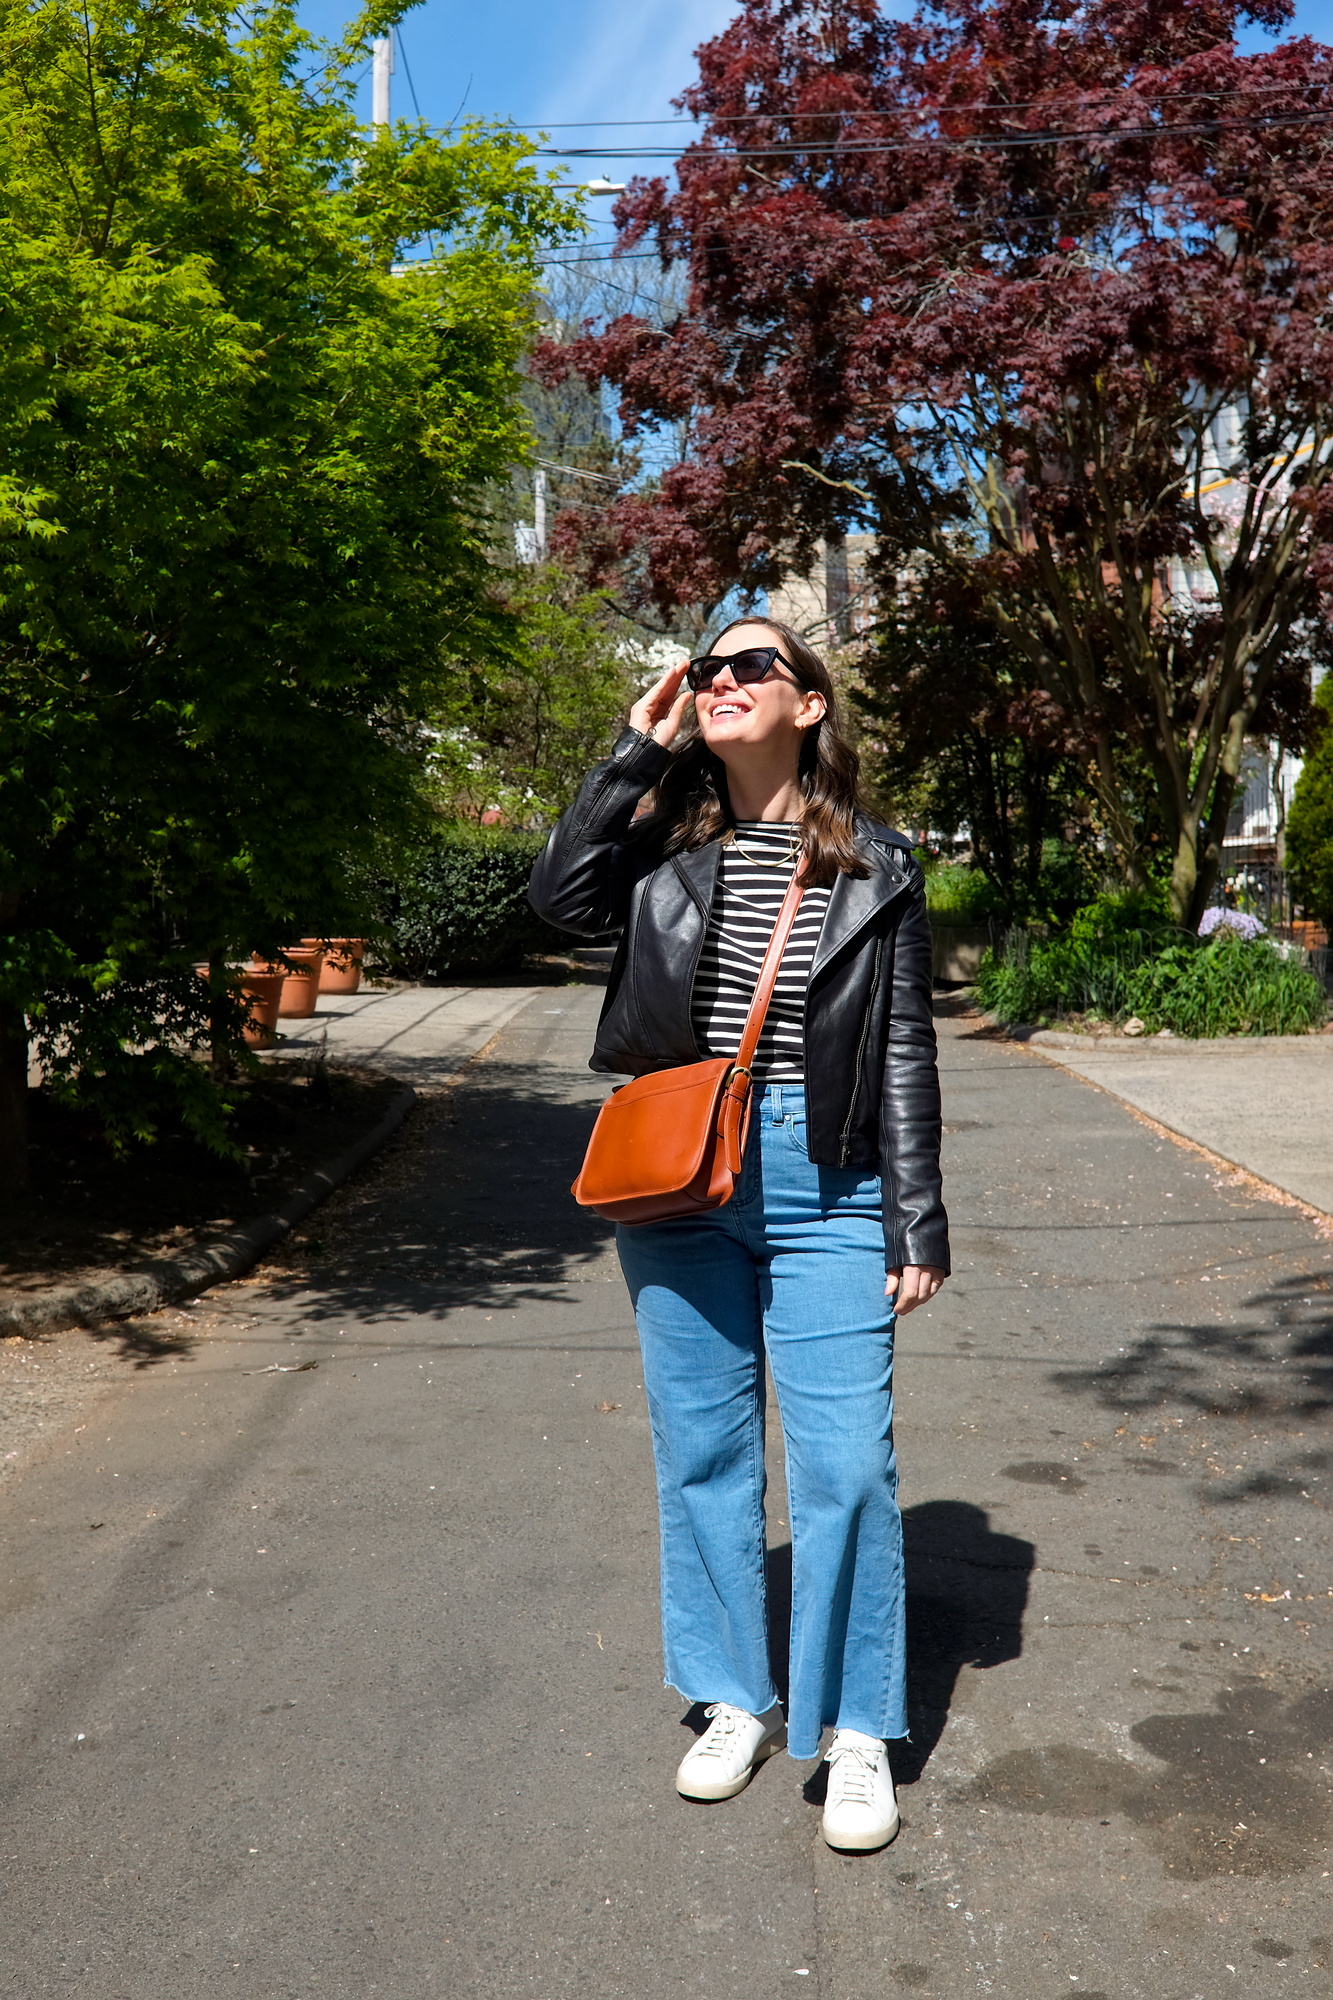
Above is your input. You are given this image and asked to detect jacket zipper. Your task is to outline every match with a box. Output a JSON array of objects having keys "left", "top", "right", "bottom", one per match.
[{"left": 838, "top": 934, "right": 884, "bottom": 1165}]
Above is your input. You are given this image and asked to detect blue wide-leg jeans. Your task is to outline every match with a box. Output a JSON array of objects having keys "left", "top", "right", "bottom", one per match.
[{"left": 615, "top": 1084, "right": 906, "bottom": 1760}]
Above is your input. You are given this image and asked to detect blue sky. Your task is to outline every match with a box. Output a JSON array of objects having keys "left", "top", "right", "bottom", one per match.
[{"left": 295, "top": 0, "right": 1333, "bottom": 192}]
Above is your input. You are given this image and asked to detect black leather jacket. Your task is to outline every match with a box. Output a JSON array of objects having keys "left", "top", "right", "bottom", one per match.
[{"left": 529, "top": 728, "right": 949, "bottom": 1273}]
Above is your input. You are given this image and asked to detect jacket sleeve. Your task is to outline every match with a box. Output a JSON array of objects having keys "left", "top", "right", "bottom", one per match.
[
  {"left": 528, "top": 727, "right": 673, "bottom": 937},
  {"left": 880, "top": 867, "right": 951, "bottom": 1274}
]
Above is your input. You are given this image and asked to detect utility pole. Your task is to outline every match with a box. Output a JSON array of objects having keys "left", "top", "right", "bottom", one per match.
[
  {"left": 534, "top": 467, "right": 547, "bottom": 560},
  {"left": 372, "top": 32, "right": 393, "bottom": 130}
]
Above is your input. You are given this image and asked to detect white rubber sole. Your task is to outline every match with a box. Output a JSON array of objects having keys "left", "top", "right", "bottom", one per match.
[{"left": 821, "top": 1804, "right": 901, "bottom": 1851}]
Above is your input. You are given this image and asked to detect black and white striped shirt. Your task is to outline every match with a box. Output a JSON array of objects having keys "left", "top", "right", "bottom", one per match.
[{"left": 690, "top": 822, "right": 831, "bottom": 1083}]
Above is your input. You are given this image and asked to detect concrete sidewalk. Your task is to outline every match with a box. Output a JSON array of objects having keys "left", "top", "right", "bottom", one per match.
[
  {"left": 1029, "top": 1027, "right": 1333, "bottom": 1217},
  {"left": 268, "top": 978, "right": 545, "bottom": 1089}
]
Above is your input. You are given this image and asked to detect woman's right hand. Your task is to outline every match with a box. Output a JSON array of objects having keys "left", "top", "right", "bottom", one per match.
[{"left": 629, "top": 662, "right": 693, "bottom": 748}]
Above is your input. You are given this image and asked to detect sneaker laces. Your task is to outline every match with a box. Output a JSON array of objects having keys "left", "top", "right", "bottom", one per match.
[
  {"left": 825, "top": 1740, "right": 883, "bottom": 1808},
  {"left": 694, "top": 1703, "right": 751, "bottom": 1758}
]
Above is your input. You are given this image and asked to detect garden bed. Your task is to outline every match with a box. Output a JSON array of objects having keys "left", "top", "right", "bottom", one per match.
[
  {"left": 0, "top": 1061, "right": 402, "bottom": 1309},
  {"left": 974, "top": 894, "right": 1331, "bottom": 1039}
]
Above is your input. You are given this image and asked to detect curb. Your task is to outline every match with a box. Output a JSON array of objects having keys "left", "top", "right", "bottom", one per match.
[{"left": 0, "top": 1086, "right": 417, "bottom": 1341}]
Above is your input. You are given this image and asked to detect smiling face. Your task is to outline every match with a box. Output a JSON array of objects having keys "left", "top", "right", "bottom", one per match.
[{"left": 693, "top": 621, "right": 827, "bottom": 766}]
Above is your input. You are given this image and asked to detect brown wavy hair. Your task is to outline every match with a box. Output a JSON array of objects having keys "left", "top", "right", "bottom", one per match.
[{"left": 633, "top": 617, "right": 871, "bottom": 887}]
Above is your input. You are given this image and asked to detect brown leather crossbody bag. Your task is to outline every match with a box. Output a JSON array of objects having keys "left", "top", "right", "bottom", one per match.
[{"left": 571, "top": 871, "right": 806, "bottom": 1225}]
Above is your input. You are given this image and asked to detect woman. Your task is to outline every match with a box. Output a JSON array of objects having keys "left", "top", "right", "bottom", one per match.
[{"left": 529, "top": 618, "right": 948, "bottom": 1852}]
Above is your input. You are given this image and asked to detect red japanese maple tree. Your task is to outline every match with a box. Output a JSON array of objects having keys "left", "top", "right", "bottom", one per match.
[{"left": 548, "top": 0, "right": 1333, "bottom": 922}]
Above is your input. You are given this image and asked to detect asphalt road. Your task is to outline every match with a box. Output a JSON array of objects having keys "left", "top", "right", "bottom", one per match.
[{"left": 2, "top": 991, "right": 1331, "bottom": 1999}]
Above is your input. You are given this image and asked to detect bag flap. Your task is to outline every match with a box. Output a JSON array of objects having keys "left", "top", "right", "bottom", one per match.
[{"left": 573, "top": 1060, "right": 732, "bottom": 1205}]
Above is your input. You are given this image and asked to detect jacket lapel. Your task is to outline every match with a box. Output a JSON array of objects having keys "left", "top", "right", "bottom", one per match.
[
  {"left": 670, "top": 842, "right": 722, "bottom": 917},
  {"left": 811, "top": 849, "right": 911, "bottom": 978}
]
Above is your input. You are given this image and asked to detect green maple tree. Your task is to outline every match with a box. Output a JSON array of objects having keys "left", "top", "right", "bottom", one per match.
[{"left": 0, "top": 0, "right": 579, "bottom": 1185}]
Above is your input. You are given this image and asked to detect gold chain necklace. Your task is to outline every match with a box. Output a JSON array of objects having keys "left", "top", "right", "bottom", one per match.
[
  {"left": 721, "top": 845, "right": 802, "bottom": 921},
  {"left": 728, "top": 826, "right": 801, "bottom": 870}
]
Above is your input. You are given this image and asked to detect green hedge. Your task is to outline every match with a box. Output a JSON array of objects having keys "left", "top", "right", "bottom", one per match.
[
  {"left": 922, "top": 839, "right": 1101, "bottom": 924},
  {"left": 370, "top": 824, "right": 566, "bottom": 979},
  {"left": 923, "top": 862, "right": 1004, "bottom": 921},
  {"left": 976, "top": 893, "right": 1327, "bottom": 1037}
]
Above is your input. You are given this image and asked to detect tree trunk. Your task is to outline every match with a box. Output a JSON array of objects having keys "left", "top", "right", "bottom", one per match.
[
  {"left": 0, "top": 1000, "right": 29, "bottom": 1193},
  {"left": 0, "top": 886, "right": 27, "bottom": 1191},
  {"left": 207, "top": 953, "right": 234, "bottom": 1079},
  {"left": 1167, "top": 811, "right": 1200, "bottom": 926},
  {"left": 1167, "top": 771, "right": 1236, "bottom": 929}
]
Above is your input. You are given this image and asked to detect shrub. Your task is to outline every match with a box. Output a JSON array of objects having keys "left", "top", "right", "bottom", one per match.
[
  {"left": 27, "top": 966, "right": 243, "bottom": 1159},
  {"left": 371, "top": 825, "right": 565, "bottom": 980},
  {"left": 923, "top": 862, "right": 1004, "bottom": 921},
  {"left": 976, "top": 891, "right": 1326, "bottom": 1036},
  {"left": 1123, "top": 929, "right": 1327, "bottom": 1038},
  {"left": 1066, "top": 885, "right": 1171, "bottom": 946},
  {"left": 975, "top": 929, "right": 1152, "bottom": 1023},
  {"left": 975, "top": 889, "right": 1171, "bottom": 1022},
  {"left": 921, "top": 844, "right": 1105, "bottom": 925}
]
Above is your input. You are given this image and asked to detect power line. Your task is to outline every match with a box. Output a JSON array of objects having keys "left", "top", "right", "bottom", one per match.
[
  {"left": 533, "top": 105, "right": 1333, "bottom": 161},
  {"left": 530, "top": 192, "right": 1297, "bottom": 266},
  {"left": 535, "top": 457, "right": 620, "bottom": 484},
  {"left": 457, "top": 78, "right": 1333, "bottom": 133},
  {"left": 396, "top": 24, "right": 424, "bottom": 122},
  {"left": 535, "top": 253, "right": 663, "bottom": 266}
]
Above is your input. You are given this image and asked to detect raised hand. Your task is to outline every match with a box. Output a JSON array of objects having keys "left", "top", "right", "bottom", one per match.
[{"left": 629, "top": 661, "right": 693, "bottom": 748}]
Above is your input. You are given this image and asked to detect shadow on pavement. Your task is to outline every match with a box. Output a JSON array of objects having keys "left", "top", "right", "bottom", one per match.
[
  {"left": 680, "top": 1505, "right": 1033, "bottom": 1793},
  {"left": 756, "top": 1502, "right": 1034, "bottom": 1799},
  {"left": 88, "top": 1317, "right": 201, "bottom": 1368},
  {"left": 1052, "top": 1272, "right": 1333, "bottom": 1422},
  {"left": 897, "top": 1500, "right": 1035, "bottom": 1786},
  {"left": 258, "top": 1067, "right": 619, "bottom": 1325}
]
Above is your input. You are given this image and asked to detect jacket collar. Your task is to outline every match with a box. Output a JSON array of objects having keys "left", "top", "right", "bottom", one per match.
[{"left": 670, "top": 832, "right": 910, "bottom": 974}]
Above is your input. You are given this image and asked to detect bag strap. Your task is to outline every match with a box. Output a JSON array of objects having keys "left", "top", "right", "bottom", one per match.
[
  {"left": 713, "top": 864, "right": 806, "bottom": 1174},
  {"left": 732, "top": 866, "right": 807, "bottom": 1080}
]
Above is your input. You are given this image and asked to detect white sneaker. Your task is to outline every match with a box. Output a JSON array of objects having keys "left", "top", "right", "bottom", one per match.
[
  {"left": 821, "top": 1729, "right": 900, "bottom": 1850},
  {"left": 676, "top": 1703, "right": 786, "bottom": 1801}
]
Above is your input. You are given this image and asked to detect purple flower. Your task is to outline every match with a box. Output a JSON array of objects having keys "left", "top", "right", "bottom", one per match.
[{"left": 1198, "top": 906, "right": 1264, "bottom": 941}]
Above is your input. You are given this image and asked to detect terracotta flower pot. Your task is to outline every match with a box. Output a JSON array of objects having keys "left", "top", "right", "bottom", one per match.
[
  {"left": 238, "top": 967, "right": 287, "bottom": 1046},
  {"left": 196, "top": 962, "right": 286, "bottom": 1048},
  {"left": 279, "top": 945, "right": 325, "bottom": 1017},
  {"left": 253, "top": 947, "right": 326, "bottom": 1019},
  {"left": 304, "top": 937, "right": 365, "bottom": 994}
]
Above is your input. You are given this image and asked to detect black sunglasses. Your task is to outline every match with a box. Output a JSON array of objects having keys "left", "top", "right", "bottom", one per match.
[{"left": 685, "top": 645, "right": 801, "bottom": 694}]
